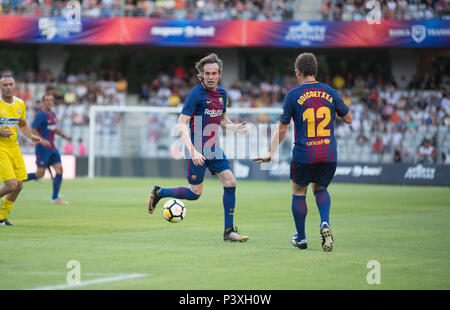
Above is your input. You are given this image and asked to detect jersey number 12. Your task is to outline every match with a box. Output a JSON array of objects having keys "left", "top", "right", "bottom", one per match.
[{"left": 302, "top": 107, "right": 331, "bottom": 138}]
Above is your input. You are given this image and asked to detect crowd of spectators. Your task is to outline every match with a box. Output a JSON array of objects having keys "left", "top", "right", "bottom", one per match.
[
  {"left": 331, "top": 71, "right": 449, "bottom": 163},
  {"left": 2, "top": 67, "right": 128, "bottom": 153},
  {"left": 6, "top": 67, "right": 128, "bottom": 124},
  {"left": 321, "top": 0, "right": 450, "bottom": 21},
  {"left": 3, "top": 63, "right": 449, "bottom": 163},
  {"left": 0, "top": 0, "right": 296, "bottom": 21},
  {"left": 2, "top": 0, "right": 449, "bottom": 21},
  {"left": 138, "top": 64, "right": 450, "bottom": 163}
]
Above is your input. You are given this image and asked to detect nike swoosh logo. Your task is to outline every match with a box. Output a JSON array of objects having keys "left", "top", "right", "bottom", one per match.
[{"left": 207, "top": 100, "right": 212, "bottom": 103}]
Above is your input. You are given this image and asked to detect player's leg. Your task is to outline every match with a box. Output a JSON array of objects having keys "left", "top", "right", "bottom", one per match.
[
  {"left": 0, "top": 180, "right": 17, "bottom": 198},
  {"left": 50, "top": 162, "right": 68, "bottom": 205},
  {"left": 146, "top": 159, "right": 203, "bottom": 214},
  {"left": 0, "top": 179, "right": 23, "bottom": 226},
  {"left": 0, "top": 150, "right": 17, "bottom": 198},
  {"left": 28, "top": 150, "right": 48, "bottom": 181},
  {"left": 26, "top": 167, "right": 46, "bottom": 181},
  {"left": 213, "top": 160, "right": 248, "bottom": 242},
  {"left": 312, "top": 183, "right": 331, "bottom": 227},
  {"left": 290, "top": 162, "right": 311, "bottom": 250},
  {"left": 216, "top": 169, "right": 237, "bottom": 230},
  {"left": 311, "top": 162, "right": 337, "bottom": 252},
  {"left": 1, "top": 148, "right": 27, "bottom": 225}
]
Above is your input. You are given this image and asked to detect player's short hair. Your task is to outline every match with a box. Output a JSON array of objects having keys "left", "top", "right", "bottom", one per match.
[
  {"left": 195, "top": 53, "right": 223, "bottom": 82},
  {"left": 0, "top": 74, "right": 15, "bottom": 82},
  {"left": 294, "top": 53, "right": 318, "bottom": 77},
  {"left": 42, "top": 91, "right": 54, "bottom": 101}
]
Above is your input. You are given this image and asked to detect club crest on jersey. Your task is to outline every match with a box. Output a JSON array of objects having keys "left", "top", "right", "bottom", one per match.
[
  {"left": 17, "top": 108, "right": 21, "bottom": 115},
  {"left": 204, "top": 108, "right": 223, "bottom": 117}
]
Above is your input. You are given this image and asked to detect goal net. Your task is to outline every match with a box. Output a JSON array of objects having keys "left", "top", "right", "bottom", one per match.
[{"left": 87, "top": 106, "right": 294, "bottom": 178}]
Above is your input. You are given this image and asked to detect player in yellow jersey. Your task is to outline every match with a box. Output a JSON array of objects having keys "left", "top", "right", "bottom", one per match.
[{"left": 0, "top": 75, "right": 43, "bottom": 226}]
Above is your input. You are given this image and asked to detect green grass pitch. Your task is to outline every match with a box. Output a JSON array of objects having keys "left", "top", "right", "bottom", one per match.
[{"left": 1, "top": 177, "right": 449, "bottom": 290}]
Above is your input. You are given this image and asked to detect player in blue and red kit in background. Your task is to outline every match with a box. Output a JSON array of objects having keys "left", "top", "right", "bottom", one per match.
[
  {"left": 254, "top": 53, "right": 352, "bottom": 251},
  {"left": 146, "top": 53, "right": 250, "bottom": 242},
  {"left": 26, "top": 92, "right": 71, "bottom": 205}
]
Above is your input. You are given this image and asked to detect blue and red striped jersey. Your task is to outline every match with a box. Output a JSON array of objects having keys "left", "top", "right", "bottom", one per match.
[
  {"left": 32, "top": 110, "right": 57, "bottom": 152},
  {"left": 280, "top": 81, "right": 349, "bottom": 164},
  {"left": 181, "top": 83, "right": 227, "bottom": 157}
]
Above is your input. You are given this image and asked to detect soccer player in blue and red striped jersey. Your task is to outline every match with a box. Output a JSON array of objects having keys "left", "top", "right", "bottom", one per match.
[
  {"left": 26, "top": 92, "right": 71, "bottom": 205},
  {"left": 147, "top": 53, "right": 249, "bottom": 242},
  {"left": 254, "top": 53, "right": 352, "bottom": 251}
]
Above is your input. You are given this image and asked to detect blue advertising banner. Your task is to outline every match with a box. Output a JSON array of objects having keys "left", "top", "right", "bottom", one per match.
[{"left": 1, "top": 16, "right": 449, "bottom": 47}]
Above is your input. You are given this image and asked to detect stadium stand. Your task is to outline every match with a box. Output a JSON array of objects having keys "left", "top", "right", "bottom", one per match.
[
  {"left": 0, "top": 0, "right": 297, "bottom": 21},
  {"left": 322, "top": 0, "right": 450, "bottom": 21},
  {"left": 1, "top": 0, "right": 449, "bottom": 20},
  {"left": 7, "top": 64, "right": 449, "bottom": 164}
]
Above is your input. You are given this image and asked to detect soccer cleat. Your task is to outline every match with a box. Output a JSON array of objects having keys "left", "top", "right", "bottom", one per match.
[
  {"left": 147, "top": 186, "right": 161, "bottom": 214},
  {"left": 320, "top": 222, "right": 334, "bottom": 252},
  {"left": 51, "top": 198, "right": 69, "bottom": 205},
  {"left": 0, "top": 218, "right": 14, "bottom": 226},
  {"left": 223, "top": 226, "right": 249, "bottom": 242},
  {"left": 291, "top": 234, "right": 307, "bottom": 250}
]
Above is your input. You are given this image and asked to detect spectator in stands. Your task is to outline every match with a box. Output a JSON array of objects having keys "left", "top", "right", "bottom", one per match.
[
  {"left": 78, "top": 138, "right": 87, "bottom": 156},
  {"left": 441, "top": 89, "right": 450, "bottom": 115},
  {"left": 372, "top": 136, "right": 383, "bottom": 154},
  {"left": 140, "top": 83, "right": 150, "bottom": 103},
  {"left": 64, "top": 139, "right": 74, "bottom": 155},
  {"left": 332, "top": 74, "right": 345, "bottom": 89},
  {"left": 417, "top": 139, "right": 436, "bottom": 164},
  {"left": 393, "top": 147, "right": 402, "bottom": 163},
  {"left": 323, "top": 0, "right": 449, "bottom": 21},
  {"left": 356, "top": 131, "right": 368, "bottom": 145},
  {"left": 441, "top": 150, "right": 450, "bottom": 165}
]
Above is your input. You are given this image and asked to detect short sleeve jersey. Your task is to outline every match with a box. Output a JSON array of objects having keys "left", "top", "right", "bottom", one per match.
[
  {"left": 0, "top": 96, "right": 26, "bottom": 148},
  {"left": 181, "top": 83, "right": 227, "bottom": 154},
  {"left": 32, "top": 110, "right": 57, "bottom": 151},
  {"left": 280, "top": 81, "right": 349, "bottom": 163}
]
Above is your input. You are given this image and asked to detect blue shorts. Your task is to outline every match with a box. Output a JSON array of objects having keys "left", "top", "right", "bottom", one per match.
[
  {"left": 36, "top": 149, "right": 61, "bottom": 168},
  {"left": 290, "top": 161, "right": 337, "bottom": 188},
  {"left": 186, "top": 157, "right": 232, "bottom": 185}
]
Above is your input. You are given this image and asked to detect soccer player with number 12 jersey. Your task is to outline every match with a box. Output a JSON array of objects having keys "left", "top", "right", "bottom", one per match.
[{"left": 254, "top": 53, "right": 352, "bottom": 251}]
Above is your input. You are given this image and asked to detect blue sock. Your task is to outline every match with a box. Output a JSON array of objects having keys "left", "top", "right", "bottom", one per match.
[
  {"left": 27, "top": 173, "right": 37, "bottom": 181},
  {"left": 292, "top": 195, "right": 307, "bottom": 240},
  {"left": 223, "top": 187, "right": 236, "bottom": 229},
  {"left": 314, "top": 189, "right": 331, "bottom": 227},
  {"left": 52, "top": 174, "right": 62, "bottom": 200},
  {"left": 159, "top": 187, "right": 200, "bottom": 200}
]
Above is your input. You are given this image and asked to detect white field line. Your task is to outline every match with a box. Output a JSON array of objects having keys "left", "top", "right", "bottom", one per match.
[{"left": 28, "top": 273, "right": 148, "bottom": 290}]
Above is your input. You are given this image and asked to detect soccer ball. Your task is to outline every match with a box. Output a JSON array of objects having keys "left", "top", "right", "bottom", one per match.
[{"left": 162, "top": 199, "right": 186, "bottom": 223}]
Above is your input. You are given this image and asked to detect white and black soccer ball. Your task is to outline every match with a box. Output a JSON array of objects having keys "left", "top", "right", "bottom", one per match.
[{"left": 162, "top": 199, "right": 186, "bottom": 223}]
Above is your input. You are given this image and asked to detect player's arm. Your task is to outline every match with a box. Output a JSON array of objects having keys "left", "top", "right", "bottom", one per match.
[
  {"left": 220, "top": 112, "right": 248, "bottom": 134},
  {"left": 18, "top": 119, "right": 42, "bottom": 144},
  {"left": 336, "top": 111, "right": 353, "bottom": 124},
  {"left": 253, "top": 121, "right": 289, "bottom": 163},
  {"left": 254, "top": 91, "right": 293, "bottom": 163},
  {"left": 55, "top": 128, "right": 71, "bottom": 141},
  {"left": 177, "top": 114, "right": 205, "bottom": 166},
  {"left": 333, "top": 88, "right": 353, "bottom": 124},
  {"left": 0, "top": 128, "right": 13, "bottom": 137},
  {"left": 30, "top": 123, "right": 51, "bottom": 147}
]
